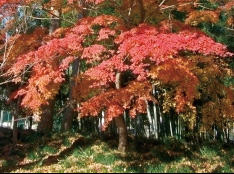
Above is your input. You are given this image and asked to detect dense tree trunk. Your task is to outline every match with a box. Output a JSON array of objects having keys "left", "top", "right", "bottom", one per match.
[
  {"left": 115, "top": 72, "right": 128, "bottom": 152},
  {"left": 37, "top": 1, "right": 61, "bottom": 133},
  {"left": 61, "top": 59, "right": 80, "bottom": 132}
]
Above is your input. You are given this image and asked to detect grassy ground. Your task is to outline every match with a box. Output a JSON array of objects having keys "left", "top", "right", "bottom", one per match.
[{"left": 0, "top": 131, "right": 234, "bottom": 173}]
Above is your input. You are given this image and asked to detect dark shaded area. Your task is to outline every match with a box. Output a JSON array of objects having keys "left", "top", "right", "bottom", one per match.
[{"left": 0, "top": 130, "right": 86, "bottom": 172}]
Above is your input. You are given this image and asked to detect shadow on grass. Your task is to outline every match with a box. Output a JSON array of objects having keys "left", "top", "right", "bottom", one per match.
[
  {"left": 96, "top": 135, "right": 200, "bottom": 172},
  {"left": 0, "top": 132, "right": 86, "bottom": 173},
  {"left": 1, "top": 131, "right": 234, "bottom": 173},
  {"left": 0, "top": 128, "right": 40, "bottom": 172}
]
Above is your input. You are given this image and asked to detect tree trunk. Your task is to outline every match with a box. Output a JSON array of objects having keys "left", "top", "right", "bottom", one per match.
[
  {"left": 0, "top": 110, "right": 3, "bottom": 127},
  {"left": 177, "top": 116, "right": 181, "bottom": 139},
  {"left": 28, "top": 116, "right": 32, "bottom": 130},
  {"left": 115, "top": 116, "right": 128, "bottom": 152},
  {"left": 61, "top": 1, "right": 84, "bottom": 132},
  {"left": 37, "top": 99, "right": 55, "bottom": 133},
  {"left": 12, "top": 117, "right": 18, "bottom": 144},
  {"left": 152, "top": 85, "right": 159, "bottom": 140},
  {"left": 61, "top": 59, "right": 80, "bottom": 132},
  {"left": 114, "top": 72, "right": 128, "bottom": 152},
  {"left": 145, "top": 101, "right": 153, "bottom": 138},
  {"left": 13, "top": 97, "right": 21, "bottom": 144},
  {"left": 138, "top": 0, "right": 146, "bottom": 23},
  {"left": 49, "top": 0, "right": 62, "bottom": 34},
  {"left": 169, "top": 117, "right": 173, "bottom": 137},
  {"left": 37, "top": 1, "right": 61, "bottom": 133}
]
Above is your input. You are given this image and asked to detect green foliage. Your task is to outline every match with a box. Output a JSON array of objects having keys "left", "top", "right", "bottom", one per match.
[
  {"left": 88, "top": 3, "right": 116, "bottom": 17},
  {"left": 83, "top": 34, "right": 98, "bottom": 47},
  {"left": 61, "top": 10, "right": 79, "bottom": 28},
  {"left": 172, "top": 10, "right": 186, "bottom": 21},
  {"left": 199, "top": 13, "right": 234, "bottom": 51},
  {"left": 91, "top": 24, "right": 102, "bottom": 34},
  {"left": 224, "top": 77, "right": 234, "bottom": 86},
  {"left": 197, "top": 0, "right": 219, "bottom": 10},
  {"left": 30, "top": 9, "right": 50, "bottom": 29},
  {"left": 98, "top": 6, "right": 115, "bottom": 15}
]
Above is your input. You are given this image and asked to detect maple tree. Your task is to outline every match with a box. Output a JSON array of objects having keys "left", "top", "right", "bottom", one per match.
[
  {"left": 77, "top": 22, "right": 233, "bottom": 142},
  {"left": 1, "top": 0, "right": 234, "bottom": 150}
]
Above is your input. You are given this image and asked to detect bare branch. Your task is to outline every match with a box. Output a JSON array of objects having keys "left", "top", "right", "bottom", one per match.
[{"left": 159, "top": 0, "right": 167, "bottom": 7}]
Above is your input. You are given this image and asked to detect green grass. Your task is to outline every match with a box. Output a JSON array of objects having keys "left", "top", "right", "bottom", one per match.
[
  {"left": 42, "top": 145, "right": 59, "bottom": 155},
  {"left": 1, "top": 159, "right": 16, "bottom": 168},
  {"left": 1, "top": 133, "right": 234, "bottom": 173},
  {"left": 199, "top": 146, "right": 218, "bottom": 160},
  {"left": 62, "top": 138, "right": 72, "bottom": 147},
  {"left": 28, "top": 151, "right": 40, "bottom": 161},
  {"left": 94, "top": 153, "right": 118, "bottom": 165},
  {"left": 146, "top": 164, "right": 166, "bottom": 173}
]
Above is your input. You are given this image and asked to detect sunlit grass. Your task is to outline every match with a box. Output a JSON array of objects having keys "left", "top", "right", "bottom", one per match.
[{"left": 199, "top": 146, "right": 217, "bottom": 160}]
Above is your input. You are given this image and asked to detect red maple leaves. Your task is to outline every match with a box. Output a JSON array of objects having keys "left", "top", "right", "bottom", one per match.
[
  {"left": 7, "top": 15, "right": 125, "bottom": 112},
  {"left": 6, "top": 12, "right": 233, "bottom": 128},
  {"left": 79, "top": 81, "right": 154, "bottom": 129},
  {"left": 84, "top": 23, "right": 232, "bottom": 87}
]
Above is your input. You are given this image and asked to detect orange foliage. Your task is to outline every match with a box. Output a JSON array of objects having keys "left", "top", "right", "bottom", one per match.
[
  {"left": 0, "top": 28, "right": 48, "bottom": 70},
  {"left": 185, "top": 10, "right": 220, "bottom": 26},
  {"left": 190, "top": 56, "right": 234, "bottom": 128},
  {"left": 227, "top": 16, "right": 234, "bottom": 26},
  {"left": 72, "top": 74, "right": 102, "bottom": 102},
  {"left": 149, "top": 58, "right": 199, "bottom": 112}
]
